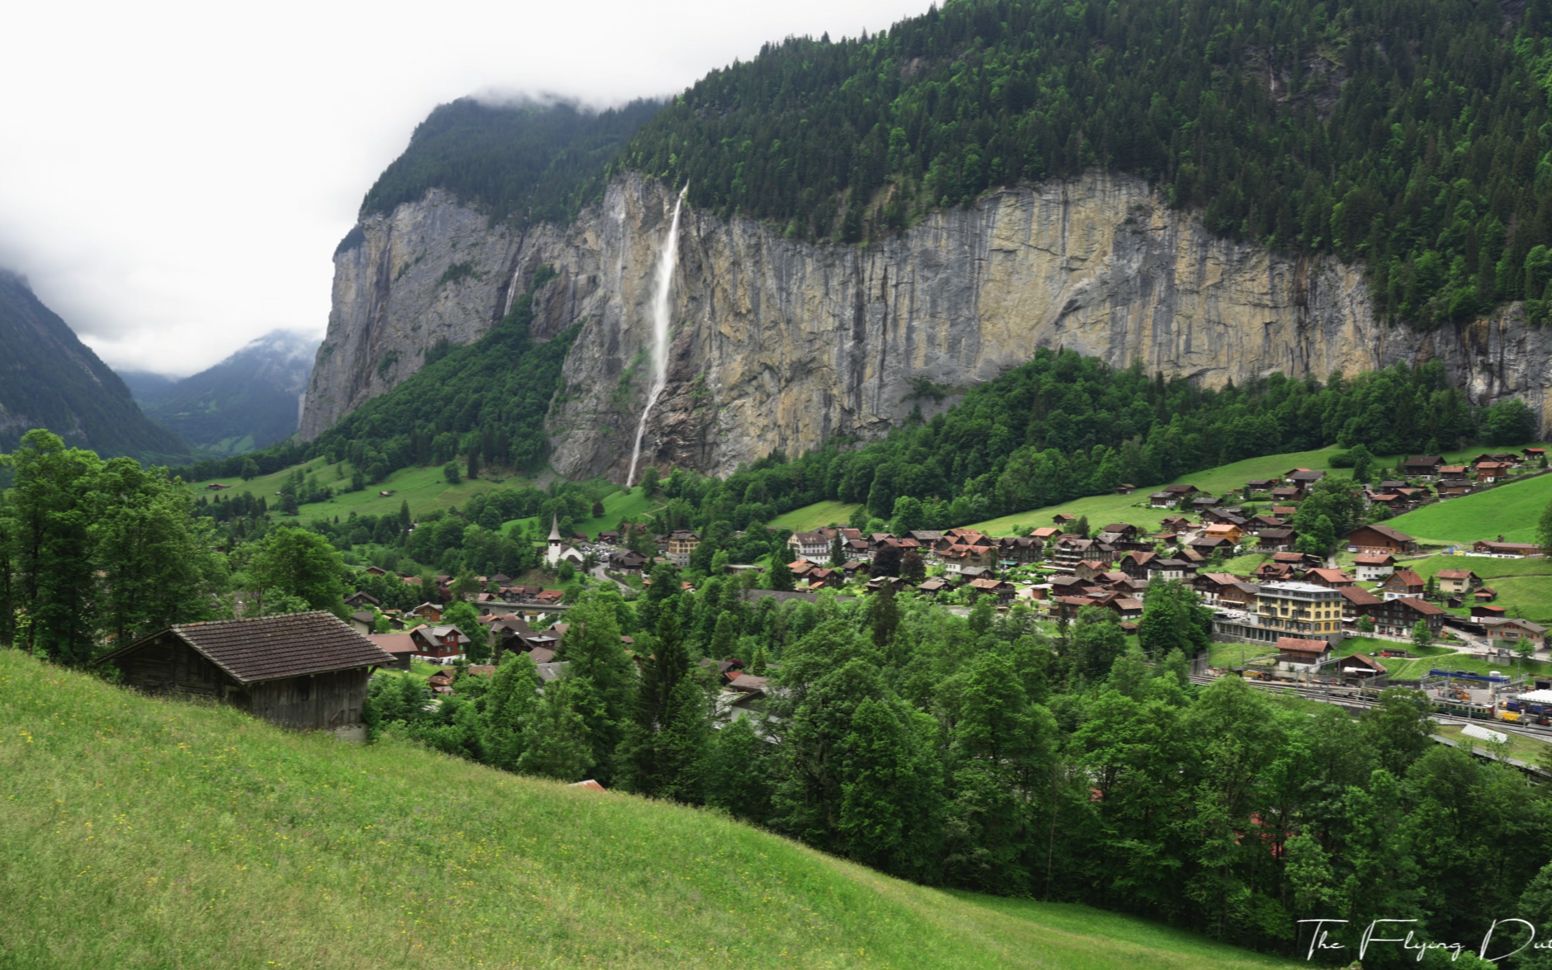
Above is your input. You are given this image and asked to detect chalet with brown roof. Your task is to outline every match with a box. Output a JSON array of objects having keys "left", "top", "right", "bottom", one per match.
[
  {"left": 1256, "top": 562, "right": 1296, "bottom": 582},
  {"left": 1052, "top": 537, "right": 1097, "bottom": 570},
  {"left": 967, "top": 577, "right": 1016, "bottom": 602},
  {"left": 1284, "top": 469, "right": 1326, "bottom": 493},
  {"left": 1474, "top": 540, "right": 1541, "bottom": 557},
  {"left": 410, "top": 625, "right": 471, "bottom": 659},
  {"left": 1475, "top": 461, "right": 1511, "bottom": 483},
  {"left": 1302, "top": 568, "right": 1355, "bottom": 590},
  {"left": 367, "top": 633, "right": 416, "bottom": 671},
  {"left": 1402, "top": 455, "right": 1445, "bottom": 477},
  {"left": 409, "top": 602, "right": 444, "bottom": 622},
  {"left": 1028, "top": 526, "right": 1061, "bottom": 542},
  {"left": 1243, "top": 479, "right": 1278, "bottom": 496},
  {"left": 1148, "top": 558, "right": 1195, "bottom": 582},
  {"left": 998, "top": 535, "right": 1043, "bottom": 564},
  {"left": 1256, "top": 528, "right": 1295, "bottom": 551},
  {"left": 1380, "top": 569, "right": 1425, "bottom": 598},
  {"left": 1526, "top": 447, "right": 1547, "bottom": 460},
  {"left": 1276, "top": 636, "right": 1333, "bottom": 669},
  {"left": 1337, "top": 586, "right": 1382, "bottom": 624},
  {"left": 1119, "top": 550, "right": 1156, "bottom": 579},
  {"left": 916, "top": 577, "right": 950, "bottom": 596},
  {"left": 1480, "top": 618, "right": 1547, "bottom": 649},
  {"left": 97, "top": 612, "right": 394, "bottom": 735},
  {"left": 1052, "top": 513, "right": 1077, "bottom": 525},
  {"left": 1159, "top": 515, "right": 1192, "bottom": 532},
  {"left": 1346, "top": 524, "right": 1418, "bottom": 556},
  {"left": 1201, "top": 521, "right": 1243, "bottom": 543},
  {"left": 1434, "top": 569, "right": 1482, "bottom": 595},
  {"left": 806, "top": 567, "right": 841, "bottom": 590},
  {"left": 1096, "top": 523, "right": 1141, "bottom": 542},
  {"left": 1472, "top": 604, "right": 1508, "bottom": 619},
  {"left": 1336, "top": 653, "right": 1387, "bottom": 680},
  {"left": 1352, "top": 554, "right": 1396, "bottom": 582},
  {"left": 1364, "top": 596, "right": 1445, "bottom": 638}
]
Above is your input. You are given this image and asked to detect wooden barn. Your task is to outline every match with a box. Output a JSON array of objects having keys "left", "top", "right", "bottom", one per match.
[{"left": 96, "top": 612, "right": 394, "bottom": 738}]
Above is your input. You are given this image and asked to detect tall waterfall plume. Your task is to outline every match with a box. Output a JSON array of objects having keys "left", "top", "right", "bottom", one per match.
[{"left": 626, "top": 185, "right": 688, "bottom": 487}]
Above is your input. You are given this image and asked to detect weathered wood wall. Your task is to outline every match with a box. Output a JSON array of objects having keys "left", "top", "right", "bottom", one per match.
[{"left": 250, "top": 669, "right": 370, "bottom": 732}]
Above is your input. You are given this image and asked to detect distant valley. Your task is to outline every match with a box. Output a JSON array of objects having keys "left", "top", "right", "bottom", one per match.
[{"left": 123, "top": 330, "right": 317, "bottom": 457}]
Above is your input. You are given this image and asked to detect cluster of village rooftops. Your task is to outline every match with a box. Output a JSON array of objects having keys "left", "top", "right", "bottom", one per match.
[{"left": 93, "top": 451, "right": 1547, "bottom": 738}]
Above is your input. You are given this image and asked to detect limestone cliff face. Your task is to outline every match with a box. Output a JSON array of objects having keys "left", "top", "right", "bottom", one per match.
[{"left": 299, "top": 172, "right": 1552, "bottom": 478}]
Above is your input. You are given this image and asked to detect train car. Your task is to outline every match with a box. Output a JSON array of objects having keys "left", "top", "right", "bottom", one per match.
[{"left": 1498, "top": 709, "right": 1522, "bottom": 723}]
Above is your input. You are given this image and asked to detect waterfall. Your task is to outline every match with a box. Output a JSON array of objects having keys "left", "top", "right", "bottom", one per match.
[{"left": 625, "top": 185, "right": 688, "bottom": 488}]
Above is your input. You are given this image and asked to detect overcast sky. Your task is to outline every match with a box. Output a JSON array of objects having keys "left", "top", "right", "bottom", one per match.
[{"left": 0, "top": 0, "right": 929, "bottom": 376}]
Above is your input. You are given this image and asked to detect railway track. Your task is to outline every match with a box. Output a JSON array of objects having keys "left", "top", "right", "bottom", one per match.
[{"left": 1190, "top": 673, "right": 1552, "bottom": 746}]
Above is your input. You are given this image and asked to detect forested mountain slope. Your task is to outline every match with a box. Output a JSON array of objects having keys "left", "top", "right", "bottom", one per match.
[
  {"left": 128, "top": 330, "right": 317, "bottom": 456},
  {"left": 300, "top": 0, "right": 1552, "bottom": 479}
]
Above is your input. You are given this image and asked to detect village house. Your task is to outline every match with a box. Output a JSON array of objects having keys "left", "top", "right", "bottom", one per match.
[
  {"left": 1402, "top": 455, "right": 1445, "bottom": 477},
  {"left": 1148, "top": 484, "right": 1200, "bottom": 509},
  {"left": 1352, "top": 554, "right": 1396, "bottom": 582},
  {"left": 347, "top": 610, "right": 375, "bottom": 636},
  {"left": 1434, "top": 569, "right": 1482, "bottom": 596},
  {"left": 1203, "top": 522, "right": 1244, "bottom": 544},
  {"left": 1297, "top": 568, "right": 1352, "bottom": 590},
  {"left": 665, "top": 530, "right": 701, "bottom": 567},
  {"left": 409, "top": 602, "right": 444, "bottom": 622},
  {"left": 1479, "top": 617, "right": 1548, "bottom": 651},
  {"left": 1473, "top": 540, "right": 1541, "bottom": 557},
  {"left": 97, "top": 612, "right": 393, "bottom": 737},
  {"left": 1379, "top": 569, "right": 1426, "bottom": 599},
  {"left": 1119, "top": 550, "right": 1156, "bottom": 580},
  {"left": 410, "top": 624, "right": 471, "bottom": 659},
  {"left": 1346, "top": 524, "right": 1419, "bottom": 556},
  {"left": 1256, "top": 528, "right": 1296, "bottom": 552},
  {"left": 1337, "top": 586, "right": 1383, "bottom": 626},
  {"left": 1276, "top": 636, "right": 1333, "bottom": 670},
  {"left": 1284, "top": 468, "right": 1326, "bottom": 494},
  {"left": 367, "top": 632, "right": 416, "bottom": 671},
  {"left": 1474, "top": 461, "right": 1511, "bottom": 484},
  {"left": 967, "top": 577, "right": 1016, "bottom": 603},
  {"left": 787, "top": 531, "right": 830, "bottom": 560},
  {"left": 1361, "top": 596, "right": 1445, "bottom": 639}
]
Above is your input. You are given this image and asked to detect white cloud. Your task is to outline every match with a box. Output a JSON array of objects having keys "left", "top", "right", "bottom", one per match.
[{"left": 0, "top": 0, "right": 929, "bottom": 375}]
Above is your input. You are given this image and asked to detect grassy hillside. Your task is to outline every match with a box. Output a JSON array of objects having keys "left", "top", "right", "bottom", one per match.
[
  {"left": 769, "top": 500, "right": 864, "bottom": 534},
  {"left": 966, "top": 443, "right": 1546, "bottom": 537},
  {"left": 186, "top": 458, "right": 518, "bottom": 525},
  {"left": 0, "top": 651, "right": 1295, "bottom": 969},
  {"left": 1408, "top": 555, "right": 1552, "bottom": 628},
  {"left": 1387, "top": 472, "right": 1552, "bottom": 546},
  {"left": 966, "top": 446, "right": 1346, "bottom": 536}
]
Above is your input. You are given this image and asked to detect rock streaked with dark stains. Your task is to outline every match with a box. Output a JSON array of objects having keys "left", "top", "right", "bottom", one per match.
[{"left": 299, "top": 172, "right": 1552, "bottom": 479}]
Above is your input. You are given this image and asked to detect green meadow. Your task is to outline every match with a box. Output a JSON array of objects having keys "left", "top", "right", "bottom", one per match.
[
  {"left": 0, "top": 652, "right": 1297, "bottom": 970},
  {"left": 184, "top": 459, "right": 517, "bottom": 525},
  {"left": 1387, "top": 471, "right": 1552, "bottom": 546},
  {"left": 769, "top": 500, "right": 864, "bottom": 534}
]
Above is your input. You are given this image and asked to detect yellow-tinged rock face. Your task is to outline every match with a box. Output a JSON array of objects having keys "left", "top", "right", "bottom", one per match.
[{"left": 302, "top": 173, "right": 1552, "bottom": 480}]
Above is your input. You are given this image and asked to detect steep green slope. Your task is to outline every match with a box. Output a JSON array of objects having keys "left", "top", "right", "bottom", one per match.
[
  {"left": 0, "top": 651, "right": 1293, "bottom": 969},
  {"left": 0, "top": 271, "right": 188, "bottom": 462},
  {"left": 1387, "top": 471, "right": 1552, "bottom": 545}
]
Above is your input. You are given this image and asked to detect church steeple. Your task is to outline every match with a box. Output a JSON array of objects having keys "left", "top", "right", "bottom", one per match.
[{"left": 546, "top": 513, "right": 563, "bottom": 567}]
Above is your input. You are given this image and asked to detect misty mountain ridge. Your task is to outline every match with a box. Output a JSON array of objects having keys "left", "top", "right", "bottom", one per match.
[
  {"left": 0, "top": 270, "right": 188, "bottom": 462},
  {"left": 127, "top": 329, "right": 319, "bottom": 457}
]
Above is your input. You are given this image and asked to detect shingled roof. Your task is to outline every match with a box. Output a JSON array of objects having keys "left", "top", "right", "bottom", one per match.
[{"left": 100, "top": 611, "right": 394, "bottom": 685}]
